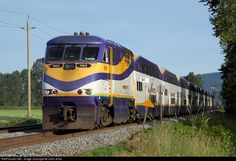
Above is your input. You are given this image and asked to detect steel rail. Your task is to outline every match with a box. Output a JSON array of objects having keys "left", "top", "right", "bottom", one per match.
[{"left": 0, "top": 124, "right": 42, "bottom": 134}]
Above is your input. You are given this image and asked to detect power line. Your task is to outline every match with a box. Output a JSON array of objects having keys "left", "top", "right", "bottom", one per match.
[
  {"left": 31, "top": 31, "right": 48, "bottom": 41},
  {"left": 30, "top": 15, "right": 68, "bottom": 35},
  {"left": 0, "top": 20, "right": 23, "bottom": 27},
  {"left": 0, "top": 8, "right": 26, "bottom": 16},
  {"left": 0, "top": 8, "right": 67, "bottom": 35},
  {"left": 36, "top": 27, "right": 55, "bottom": 37},
  {"left": 20, "top": 27, "right": 48, "bottom": 41},
  {"left": 0, "top": 19, "right": 49, "bottom": 41},
  {"left": 0, "top": 24, "right": 19, "bottom": 28}
]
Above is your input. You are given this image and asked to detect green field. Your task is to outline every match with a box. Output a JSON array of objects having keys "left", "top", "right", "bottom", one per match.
[{"left": 0, "top": 108, "right": 42, "bottom": 127}]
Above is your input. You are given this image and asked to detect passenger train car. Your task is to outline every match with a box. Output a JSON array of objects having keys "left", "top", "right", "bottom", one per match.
[{"left": 42, "top": 32, "right": 214, "bottom": 130}]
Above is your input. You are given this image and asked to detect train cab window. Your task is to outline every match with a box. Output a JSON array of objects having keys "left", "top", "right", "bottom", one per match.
[
  {"left": 81, "top": 47, "right": 99, "bottom": 61},
  {"left": 103, "top": 48, "right": 109, "bottom": 63},
  {"left": 47, "top": 46, "right": 64, "bottom": 61},
  {"left": 64, "top": 47, "right": 81, "bottom": 61},
  {"left": 125, "top": 50, "right": 133, "bottom": 65}
]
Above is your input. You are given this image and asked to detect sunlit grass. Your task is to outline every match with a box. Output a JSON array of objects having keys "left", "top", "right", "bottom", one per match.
[
  {"left": 0, "top": 108, "right": 42, "bottom": 127},
  {"left": 77, "top": 112, "right": 236, "bottom": 157},
  {"left": 132, "top": 124, "right": 232, "bottom": 156}
]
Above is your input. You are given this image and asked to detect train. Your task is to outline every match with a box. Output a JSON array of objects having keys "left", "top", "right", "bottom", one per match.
[{"left": 42, "top": 32, "right": 214, "bottom": 130}]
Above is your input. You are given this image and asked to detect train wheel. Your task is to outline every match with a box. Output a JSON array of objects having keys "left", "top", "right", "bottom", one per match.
[{"left": 100, "top": 105, "right": 113, "bottom": 127}]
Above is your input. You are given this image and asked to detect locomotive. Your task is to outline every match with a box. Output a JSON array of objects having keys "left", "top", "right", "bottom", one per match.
[{"left": 42, "top": 32, "right": 214, "bottom": 130}]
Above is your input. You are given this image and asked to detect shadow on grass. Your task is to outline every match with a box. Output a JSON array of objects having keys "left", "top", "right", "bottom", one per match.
[{"left": 208, "top": 111, "right": 236, "bottom": 147}]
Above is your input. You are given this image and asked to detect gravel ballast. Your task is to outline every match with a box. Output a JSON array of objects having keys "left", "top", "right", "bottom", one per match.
[
  {"left": 0, "top": 131, "right": 39, "bottom": 140},
  {"left": 0, "top": 124, "right": 152, "bottom": 157}
]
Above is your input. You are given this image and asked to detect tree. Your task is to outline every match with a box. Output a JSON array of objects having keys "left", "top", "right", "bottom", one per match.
[
  {"left": 4, "top": 71, "right": 21, "bottom": 106},
  {"left": 20, "top": 69, "right": 28, "bottom": 106},
  {"left": 185, "top": 72, "right": 204, "bottom": 88},
  {"left": 200, "top": 0, "right": 236, "bottom": 113},
  {"left": 31, "top": 58, "right": 44, "bottom": 106},
  {"left": 0, "top": 73, "right": 7, "bottom": 106}
]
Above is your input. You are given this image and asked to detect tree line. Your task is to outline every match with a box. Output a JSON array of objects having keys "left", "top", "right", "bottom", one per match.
[
  {"left": 0, "top": 58, "right": 44, "bottom": 107},
  {"left": 201, "top": 0, "right": 236, "bottom": 113}
]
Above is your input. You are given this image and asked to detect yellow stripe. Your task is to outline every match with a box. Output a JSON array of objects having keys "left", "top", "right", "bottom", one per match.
[
  {"left": 96, "top": 93, "right": 134, "bottom": 99},
  {"left": 44, "top": 54, "right": 131, "bottom": 82},
  {"left": 136, "top": 103, "right": 190, "bottom": 107}
]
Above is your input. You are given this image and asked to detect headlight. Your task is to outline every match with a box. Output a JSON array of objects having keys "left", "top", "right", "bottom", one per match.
[
  {"left": 44, "top": 89, "right": 51, "bottom": 95},
  {"left": 85, "top": 89, "right": 93, "bottom": 95},
  {"left": 44, "top": 89, "right": 58, "bottom": 95}
]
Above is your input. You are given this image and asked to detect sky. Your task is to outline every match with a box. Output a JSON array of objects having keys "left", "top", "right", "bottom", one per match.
[{"left": 0, "top": 0, "right": 223, "bottom": 76}]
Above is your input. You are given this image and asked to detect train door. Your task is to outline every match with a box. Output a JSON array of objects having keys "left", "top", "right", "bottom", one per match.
[
  {"left": 159, "top": 84, "right": 165, "bottom": 118},
  {"left": 101, "top": 46, "right": 113, "bottom": 103},
  {"left": 177, "top": 92, "right": 180, "bottom": 115},
  {"left": 99, "top": 46, "right": 113, "bottom": 127},
  {"left": 102, "top": 46, "right": 109, "bottom": 96},
  {"left": 166, "top": 88, "right": 170, "bottom": 116},
  {"left": 180, "top": 88, "right": 185, "bottom": 114}
]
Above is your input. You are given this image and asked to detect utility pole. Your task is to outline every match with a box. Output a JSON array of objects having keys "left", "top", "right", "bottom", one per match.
[
  {"left": 27, "top": 15, "right": 32, "bottom": 118},
  {"left": 20, "top": 16, "right": 35, "bottom": 118}
]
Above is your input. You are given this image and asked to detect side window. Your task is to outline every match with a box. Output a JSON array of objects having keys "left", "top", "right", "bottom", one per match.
[
  {"left": 125, "top": 50, "right": 133, "bottom": 65},
  {"left": 165, "top": 89, "right": 168, "bottom": 96},
  {"left": 171, "top": 98, "right": 175, "bottom": 104},
  {"left": 148, "top": 66, "right": 151, "bottom": 75},
  {"left": 137, "top": 81, "right": 143, "bottom": 91},
  {"left": 141, "top": 63, "right": 144, "bottom": 73},
  {"left": 103, "top": 48, "right": 109, "bottom": 63},
  {"left": 151, "top": 95, "right": 157, "bottom": 103}
]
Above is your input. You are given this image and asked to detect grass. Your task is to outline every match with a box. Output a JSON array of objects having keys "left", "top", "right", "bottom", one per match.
[
  {"left": 0, "top": 107, "right": 42, "bottom": 127},
  {"left": 0, "top": 106, "right": 41, "bottom": 110},
  {"left": 78, "top": 110, "right": 236, "bottom": 157},
  {"left": 134, "top": 123, "right": 234, "bottom": 156},
  {"left": 79, "top": 144, "right": 133, "bottom": 157}
]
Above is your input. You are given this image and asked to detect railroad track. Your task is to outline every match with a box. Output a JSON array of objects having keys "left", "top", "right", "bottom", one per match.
[
  {"left": 0, "top": 124, "right": 42, "bottom": 134},
  {"left": 0, "top": 123, "right": 136, "bottom": 153}
]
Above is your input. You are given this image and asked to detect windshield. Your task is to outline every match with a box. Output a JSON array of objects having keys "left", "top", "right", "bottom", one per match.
[
  {"left": 47, "top": 46, "right": 64, "bottom": 61},
  {"left": 64, "top": 47, "right": 81, "bottom": 61},
  {"left": 81, "top": 47, "right": 99, "bottom": 61},
  {"left": 46, "top": 46, "right": 100, "bottom": 62}
]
